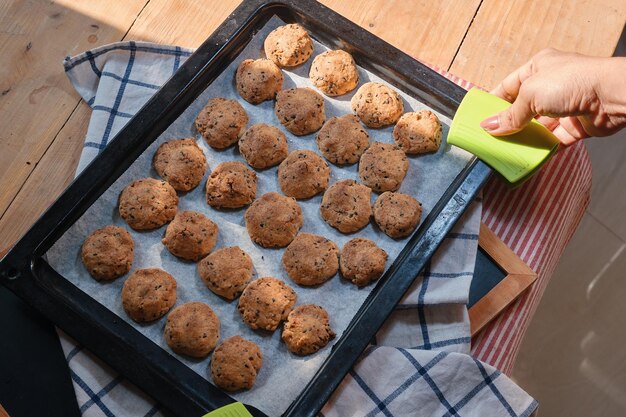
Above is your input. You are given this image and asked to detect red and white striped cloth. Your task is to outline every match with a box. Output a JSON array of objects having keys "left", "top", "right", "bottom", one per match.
[{"left": 427, "top": 64, "right": 593, "bottom": 374}]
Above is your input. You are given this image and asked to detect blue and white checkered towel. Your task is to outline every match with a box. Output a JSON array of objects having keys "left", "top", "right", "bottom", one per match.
[{"left": 60, "top": 41, "right": 537, "bottom": 417}]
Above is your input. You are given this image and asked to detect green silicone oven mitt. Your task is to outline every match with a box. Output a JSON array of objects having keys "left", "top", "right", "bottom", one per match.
[
  {"left": 448, "top": 87, "right": 560, "bottom": 187},
  {"left": 202, "top": 402, "right": 254, "bottom": 417}
]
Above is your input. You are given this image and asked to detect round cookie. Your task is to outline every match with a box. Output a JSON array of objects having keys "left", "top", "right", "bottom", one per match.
[
  {"left": 121, "top": 268, "right": 177, "bottom": 322},
  {"left": 393, "top": 110, "right": 443, "bottom": 155},
  {"left": 119, "top": 178, "right": 178, "bottom": 230},
  {"left": 205, "top": 161, "right": 257, "bottom": 209},
  {"left": 198, "top": 246, "right": 254, "bottom": 300},
  {"left": 350, "top": 82, "right": 404, "bottom": 128},
  {"left": 264, "top": 23, "right": 313, "bottom": 68},
  {"left": 235, "top": 58, "right": 283, "bottom": 104},
  {"left": 278, "top": 150, "right": 330, "bottom": 199},
  {"left": 239, "top": 124, "right": 289, "bottom": 169},
  {"left": 320, "top": 179, "right": 372, "bottom": 233},
  {"left": 373, "top": 191, "right": 422, "bottom": 238},
  {"left": 153, "top": 138, "right": 207, "bottom": 192},
  {"left": 81, "top": 225, "right": 134, "bottom": 281},
  {"left": 340, "top": 237, "right": 388, "bottom": 287},
  {"left": 164, "top": 302, "right": 220, "bottom": 358},
  {"left": 195, "top": 97, "right": 248, "bottom": 149},
  {"left": 274, "top": 88, "right": 325, "bottom": 136},
  {"left": 281, "top": 304, "right": 335, "bottom": 355},
  {"left": 309, "top": 50, "right": 359, "bottom": 96},
  {"left": 238, "top": 277, "right": 297, "bottom": 331},
  {"left": 316, "top": 114, "right": 369, "bottom": 165},
  {"left": 162, "top": 211, "right": 218, "bottom": 261},
  {"left": 211, "top": 336, "right": 263, "bottom": 392},
  {"left": 244, "top": 192, "right": 303, "bottom": 248},
  {"left": 358, "top": 142, "right": 409, "bottom": 192},
  {"left": 282, "top": 233, "right": 339, "bottom": 286}
]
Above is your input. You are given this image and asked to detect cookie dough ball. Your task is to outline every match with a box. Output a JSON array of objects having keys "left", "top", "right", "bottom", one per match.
[
  {"left": 393, "top": 110, "right": 442, "bottom": 155},
  {"left": 309, "top": 50, "right": 359, "bottom": 96},
  {"left": 239, "top": 124, "right": 289, "bottom": 169},
  {"left": 164, "top": 302, "right": 220, "bottom": 358},
  {"left": 119, "top": 178, "right": 178, "bottom": 230},
  {"left": 351, "top": 82, "right": 403, "bottom": 128},
  {"left": 236, "top": 58, "right": 283, "bottom": 104},
  {"left": 238, "top": 277, "right": 297, "bottom": 331},
  {"left": 206, "top": 161, "right": 257, "bottom": 209},
  {"left": 275, "top": 88, "right": 325, "bottom": 136},
  {"left": 121, "top": 268, "right": 177, "bottom": 322},
  {"left": 282, "top": 233, "right": 339, "bottom": 286},
  {"left": 153, "top": 139, "right": 207, "bottom": 192},
  {"left": 358, "top": 142, "right": 408, "bottom": 192},
  {"left": 282, "top": 304, "right": 335, "bottom": 355},
  {"left": 316, "top": 114, "right": 370, "bottom": 165},
  {"left": 340, "top": 238, "right": 388, "bottom": 287},
  {"left": 373, "top": 191, "right": 422, "bottom": 238},
  {"left": 320, "top": 179, "right": 371, "bottom": 233},
  {"left": 211, "top": 336, "right": 263, "bottom": 392},
  {"left": 162, "top": 211, "right": 218, "bottom": 261},
  {"left": 198, "top": 246, "right": 253, "bottom": 300},
  {"left": 81, "top": 226, "right": 134, "bottom": 281},
  {"left": 278, "top": 150, "right": 330, "bottom": 199},
  {"left": 264, "top": 23, "right": 313, "bottom": 68},
  {"left": 195, "top": 98, "right": 248, "bottom": 149},
  {"left": 244, "top": 192, "right": 303, "bottom": 248}
]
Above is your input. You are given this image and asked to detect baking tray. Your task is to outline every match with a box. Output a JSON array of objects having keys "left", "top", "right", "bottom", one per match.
[{"left": 0, "top": 1, "right": 491, "bottom": 416}]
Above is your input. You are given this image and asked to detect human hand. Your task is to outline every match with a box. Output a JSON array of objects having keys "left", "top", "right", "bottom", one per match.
[{"left": 480, "top": 48, "right": 626, "bottom": 146}]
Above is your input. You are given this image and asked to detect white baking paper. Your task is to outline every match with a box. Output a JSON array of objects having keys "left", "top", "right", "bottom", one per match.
[{"left": 47, "top": 16, "right": 472, "bottom": 416}]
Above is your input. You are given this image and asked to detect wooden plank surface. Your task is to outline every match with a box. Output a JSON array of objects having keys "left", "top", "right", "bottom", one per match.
[{"left": 450, "top": 0, "right": 626, "bottom": 89}]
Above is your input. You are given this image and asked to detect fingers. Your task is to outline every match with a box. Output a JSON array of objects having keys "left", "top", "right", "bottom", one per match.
[
  {"left": 536, "top": 116, "right": 560, "bottom": 131},
  {"left": 553, "top": 117, "right": 589, "bottom": 146},
  {"left": 490, "top": 58, "right": 535, "bottom": 102},
  {"left": 480, "top": 87, "right": 537, "bottom": 135}
]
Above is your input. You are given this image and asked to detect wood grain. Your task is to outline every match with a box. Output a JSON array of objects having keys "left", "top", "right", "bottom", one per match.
[
  {"left": 319, "top": 0, "right": 482, "bottom": 69},
  {"left": 0, "top": 0, "right": 148, "bottom": 218},
  {"left": 450, "top": 0, "right": 626, "bottom": 89},
  {"left": 0, "top": 403, "right": 9, "bottom": 417}
]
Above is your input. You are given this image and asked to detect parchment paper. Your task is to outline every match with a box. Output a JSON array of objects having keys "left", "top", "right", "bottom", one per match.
[{"left": 47, "top": 17, "right": 472, "bottom": 416}]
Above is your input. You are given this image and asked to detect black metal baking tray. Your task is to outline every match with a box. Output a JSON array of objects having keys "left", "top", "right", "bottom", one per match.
[{"left": 0, "top": 1, "right": 491, "bottom": 416}]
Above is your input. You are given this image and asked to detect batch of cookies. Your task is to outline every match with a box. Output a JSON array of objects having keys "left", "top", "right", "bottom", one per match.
[{"left": 79, "top": 23, "right": 443, "bottom": 393}]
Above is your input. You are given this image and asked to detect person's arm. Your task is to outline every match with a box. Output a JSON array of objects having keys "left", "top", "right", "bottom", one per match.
[{"left": 480, "top": 48, "right": 626, "bottom": 146}]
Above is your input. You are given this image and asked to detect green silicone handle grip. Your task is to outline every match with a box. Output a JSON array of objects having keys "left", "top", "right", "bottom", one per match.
[
  {"left": 202, "top": 402, "right": 253, "bottom": 417},
  {"left": 448, "top": 88, "right": 559, "bottom": 187}
]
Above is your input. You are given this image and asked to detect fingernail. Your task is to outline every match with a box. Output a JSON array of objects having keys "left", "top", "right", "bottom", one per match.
[{"left": 480, "top": 115, "right": 499, "bottom": 132}]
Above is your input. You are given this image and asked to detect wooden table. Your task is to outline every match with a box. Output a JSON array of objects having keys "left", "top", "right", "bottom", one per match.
[{"left": 0, "top": 0, "right": 624, "bottom": 254}]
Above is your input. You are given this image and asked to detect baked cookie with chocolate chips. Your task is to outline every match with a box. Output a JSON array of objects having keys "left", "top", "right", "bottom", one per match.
[
  {"left": 198, "top": 246, "right": 254, "bottom": 300},
  {"left": 119, "top": 178, "right": 178, "bottom": 230},
  {"left": 211, "top": 336, "right": 263, "bottom": 392},
  {"left": 164, "top": 302, "right": 220, "bottom": 358},
  {"left": 309, "top": 50, "right": 359, "bottom": 96},
  {"left": 277, "top": 150, "right": 330, "bottom": 199},
  {"left": 236, "top": 58, "right": 283, "bottom": 104},
  {"left": 281, "top": 304, "right": 335, "bottom": 355},
  {"left": 358, "top": 142, "right": 408, "bottom": 192},
  {"left": 205, "top": 161, "right": 257, "bottom": 209},
  {"left": 244, "top": 192, "right": 303, "bottom": 248},
  {"left": 275, "top": 88, "right": 325, "bottom": 136},
  {"left": 153, "top": 138, "right": 207, "bottom": 192},
  {"left": 121, "top": 268, "right": 177, "bottom": 322},
  {"left": 373, "top": 191, "right": 422, "bottom": 238},
  {"left": 282, "top": 233, "right": 339, "bottom": 286},
  {"left": 393, "top": 110, "right": 443, "bottom": 155},
  {"left": 195, "top": 98, "right": 248, "bottom": 149},
  {"left": 340, "top": 237, "right": 388, "bottom": 287},
  {"left": 81, "top": 225, "right": 134, "bottom": 281},
  {"left": 162, "top": 211, "right": 218, "bottom": 261},
  {"left": 316, "top": 114, "right": 370, "bottom": 165},
  {"left": 320, "top": 179, "right": 371, "bottom": 233},
  {"left": 239, "top": 124, "right": 289, "bottom": 169},
  {"left": 351, "top": 82, "right": 403, "bottom": 128},
  {"left": 238, "top": 277, "right": 297, "bottom": 331},
  {"left": 264, "top": 23, "right": 313, "bottom": 68}
]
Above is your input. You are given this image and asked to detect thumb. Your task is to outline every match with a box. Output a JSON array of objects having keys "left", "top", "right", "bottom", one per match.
[{"left": 480, "top": 90, "right": 536, "bottom": 136}]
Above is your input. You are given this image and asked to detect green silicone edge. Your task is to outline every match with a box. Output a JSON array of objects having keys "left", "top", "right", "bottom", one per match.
[{"left": 202, "top": 402, "right": 253, "bottom": 417}]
